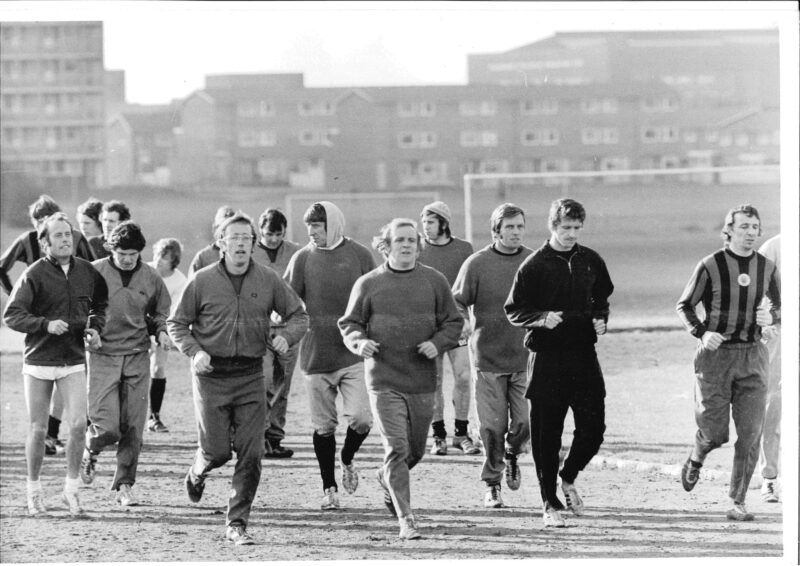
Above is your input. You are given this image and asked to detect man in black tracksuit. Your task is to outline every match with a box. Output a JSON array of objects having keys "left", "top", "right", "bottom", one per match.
[{"left": 504, "top": 198, "right": 613, "bottom": 528}]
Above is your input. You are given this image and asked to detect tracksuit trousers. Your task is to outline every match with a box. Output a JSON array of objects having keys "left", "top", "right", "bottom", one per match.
[
  {"left": 527, "top": 349, "right": 606, "bottom": 510},
  {"left": 692, "top": 342, "right": 768, "bottom": 503},
  {"left": 369, "top": 388, "right": 435, "bottom": 519},
  {"left": 86, "top": 350, "right": 151, "bottom": 491},
  {"left": 190, "top": 370, "right": 266, "bottom": 528}
]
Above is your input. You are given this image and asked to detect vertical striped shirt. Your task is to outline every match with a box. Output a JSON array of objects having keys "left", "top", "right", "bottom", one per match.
[{"left": 677, "top": 247, "right": 780, "bottom": 343}]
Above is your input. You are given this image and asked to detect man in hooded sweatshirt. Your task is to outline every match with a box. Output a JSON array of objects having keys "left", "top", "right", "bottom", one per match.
[{"left": 284, "top": 201, "right": 376, "bottom": 510}]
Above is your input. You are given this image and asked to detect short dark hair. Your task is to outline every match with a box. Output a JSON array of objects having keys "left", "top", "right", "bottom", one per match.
[
  {"left": 303, "top": 203, "right": 327, "bottom": 228},
  {"left": 77, "top": 198, "right": 103, "bottom": 228},
  {"left": 102, "top": 200, "right": 131, "bottom": 222},
  {"left": 490, "top": 203, "right": 525, "bottom": 235},
  {"left": 108, "top": 221, "right": 146, "bottom": 252},
  {"left": 29, "top": 195, "right": 61, "bottom": 223},
  {"left": 215, "top": 211, "right": 257, "bottom": 242},
  {"left": 548, "top": 198, "right": 586, "bottom": 231},
  {"left": 372, "top": 218, "right": 422, "bottom": 257},
  {"left": 722, "top": 204, "right": 763, "bottom": 241},
  {"left": 422, "top": 211, "right": 451, "bottom": 239},
  {"left": 152, "top": 238, "right": 183, "bottom": 269},
  {"left": 259, "top": 208, "right": 288, "bottom": 233},
  {"left": 37, "top": 212, "right": 73, "bottom": 245}
]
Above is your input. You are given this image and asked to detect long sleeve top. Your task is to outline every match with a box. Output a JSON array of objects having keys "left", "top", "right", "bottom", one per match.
[
  {"left": 92, "top": 257, "right": 171, "bottom": 356},
  {"left": 505, "top": 241, "right": 614, "bottom": 352},
  {"left": 1, "top": 229, "right": 92, "bottom": 294},
  {"left": 285, "top": 238, "right": 376, "bottom": 374},
  {"left": 338, "top": 263, "right": 463, "bottom": 394},
  {"left": 418, "top": 236, "right": 474, "bottom": 285},
  {"left": 452, "top": 244, "right": 533, "bottom": 373},
  {"left": 3, "top": 255, "right": 108, "bottom": 365},
  {"left": 676, "top": 247, "right": 780, "bottom": 343},
  {"left": 168, "top": 259, "right": 309, "bottom": 365},
  {"left": 188, "top": 243, "right": 221, "bottom": 278}
]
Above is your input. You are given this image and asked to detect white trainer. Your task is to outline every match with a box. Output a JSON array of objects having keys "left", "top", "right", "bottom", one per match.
[{"left": 321, "top": 486, "right": 340, "bottom": 510}]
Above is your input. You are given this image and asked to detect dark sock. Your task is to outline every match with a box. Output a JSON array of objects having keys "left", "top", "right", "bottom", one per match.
[
  {"left": 150, "top": 378, "right": 166, "bottom": 415},
  {"left": 454, "top": 419, "right": 468, "bottom": 437},
  {"left": 690, "top": 459, "right": 703, "bottom": 468},
  {"left": 47, "top": 415, "right": 61, "bottom": 439},
  {"left": 340, "top": 426, "right": 369, "bottom": 465},
  {"left": 431, "top": 420, "right": 446, "bottom": 439},
  {"left": 313, "top": 432, "right": 337, "bottom": 490}
]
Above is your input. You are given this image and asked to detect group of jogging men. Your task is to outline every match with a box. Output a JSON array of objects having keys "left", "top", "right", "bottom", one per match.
[{"left": 1, "top": 193, "right": 781, "bottom": 543}]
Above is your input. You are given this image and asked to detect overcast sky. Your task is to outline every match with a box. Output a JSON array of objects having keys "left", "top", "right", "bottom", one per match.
[{"left": 1, "top": 1, "right": 796, "bottom": 104}]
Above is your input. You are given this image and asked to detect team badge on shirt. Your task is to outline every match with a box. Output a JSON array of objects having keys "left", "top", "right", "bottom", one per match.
[{"left": 737, "top": 273, "right": 751, "bottom": 287}]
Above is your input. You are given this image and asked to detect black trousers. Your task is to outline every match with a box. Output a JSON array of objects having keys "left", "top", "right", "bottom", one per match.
[{"left": 527, "top": 350, "right": 606, "bottom": 509}]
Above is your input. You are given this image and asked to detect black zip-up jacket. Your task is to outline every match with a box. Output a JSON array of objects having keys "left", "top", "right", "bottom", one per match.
[
  {"left": 504, "top": 241, "right": 613, "bottom": 352},
  {"left": 3, "top": 255, "right": 108, "bottom": 366}
]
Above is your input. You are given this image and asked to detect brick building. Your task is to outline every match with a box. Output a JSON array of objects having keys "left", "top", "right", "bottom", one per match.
[{"left": 0, "top": 21, "right": 106, "bottom": 190}]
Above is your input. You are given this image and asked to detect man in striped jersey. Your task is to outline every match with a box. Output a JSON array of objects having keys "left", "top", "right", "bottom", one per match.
[{"left": 676, "top": 204, "right": 780, "bottom": 522}]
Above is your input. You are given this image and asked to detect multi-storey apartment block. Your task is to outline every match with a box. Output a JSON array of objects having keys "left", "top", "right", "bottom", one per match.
[
  {"left": 104, "top": 29, "right": 780, "bottom": 192},
  {"left": 0, "top": 21, "right": 106, "bottom": 190}
]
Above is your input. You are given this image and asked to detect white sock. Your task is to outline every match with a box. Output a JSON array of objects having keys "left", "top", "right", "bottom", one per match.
[
  {"left": 64, "top": 476, "right": 80, "bottom": 494},
  {"left": 27, "top": 478, "right": 42, "bottom": 495}
]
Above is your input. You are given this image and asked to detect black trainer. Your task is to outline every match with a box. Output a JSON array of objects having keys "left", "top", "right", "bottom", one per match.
[
  {"left": 185, "top": 468, "right": 206, "bottom": 502},
  {"left": 263, "top": 439, "right": 294, "bottom": 459},
  {"left": 681, "top": 456, "right": 702, "bottom": 492}
]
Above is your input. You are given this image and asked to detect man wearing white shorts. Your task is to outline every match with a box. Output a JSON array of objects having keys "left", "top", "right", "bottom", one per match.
[{"left": 3, "top": 212, "right": 107, "bottom": 517}]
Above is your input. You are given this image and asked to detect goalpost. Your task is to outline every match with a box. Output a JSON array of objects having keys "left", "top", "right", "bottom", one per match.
[
  {"left": 462, "top": 164, "right": 781, "bottom": 244},
  {"left": 461, "top": 163, "right": 781, "bottom": 328}
]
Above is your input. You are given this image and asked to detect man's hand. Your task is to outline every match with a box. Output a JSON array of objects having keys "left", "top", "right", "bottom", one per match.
[
  {"left": 357, "top": 339, "right": 380, "bottom": 358},
  {"left": 761, "top": 325, "right": 779, "bottom": 343},
  {"left": 272, "top": 335, "right": 289, "bottom": 355},
  {"left": 756, "top": 305, "right": 773, "bottom": 327},
  {"left": 84, "top": 328, "right": 102, "bottom": 350},
  {"left": 544, "top": 311, "right": 563, "bottom": 330},
  {"left": 192, "top": 350, "right": 213, "bottom": 373},
  {"left": 701, "top": 331, "right": 725, "bottom": 351},
  {"left": 47, "top": 319, "right": 69, "bottom": 335},
  {"left": 157, "top": 331, "right": 171, "bottom": 351},
  {"left": 593, "top": 318, "right": 607, "bottom": 336},
  {"left": 417, "top": 341, "right": 438, "bottom": 359}
]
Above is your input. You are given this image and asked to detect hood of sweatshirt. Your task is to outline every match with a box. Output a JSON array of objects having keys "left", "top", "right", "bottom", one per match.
[{"left": 319, "top": 201, "right": 345, "bottom": 249}]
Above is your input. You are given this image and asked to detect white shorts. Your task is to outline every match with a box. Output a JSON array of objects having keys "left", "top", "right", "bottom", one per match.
[{"left": 22, "top": 364, "right": 85, "bottom": 381}]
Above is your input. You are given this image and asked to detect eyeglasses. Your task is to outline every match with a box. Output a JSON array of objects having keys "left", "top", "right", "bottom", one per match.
[{"left": 223, "top": 235, "right": 253, "bottom": 243}]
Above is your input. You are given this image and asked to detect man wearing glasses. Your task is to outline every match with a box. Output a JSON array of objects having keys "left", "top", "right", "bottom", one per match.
[{"left": 168, "top": 212, "right": 309, "bottom": 545}]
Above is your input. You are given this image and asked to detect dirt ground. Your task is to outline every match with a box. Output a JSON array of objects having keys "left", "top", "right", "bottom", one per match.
[{"left": 0, "top": 329, "right": 789, "bottom": 563}]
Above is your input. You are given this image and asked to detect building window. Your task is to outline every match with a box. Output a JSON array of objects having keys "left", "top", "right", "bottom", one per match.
[
  {"left": 460, "top": 130, "right": 498, "bottom": 147},
  {"left": 719, "top": 133, "right": 732, "bottom": 147},
  {"left": 521, "top": 128, "right": 559, "bottom": 146},
  {"left": 641, "top": 126, "right": 679, "bottom": 143},
  {"left": 238, "top": 100, "right": 275, "bottom": 118},
  {"left": 599, "top": 156, "right": 630, "bottom": 170},
  {"left": 756, "top": 132, "right": 771, "bottom": 146},
  {"left": 683, "top": 130, "right": 699, "bottom": 143},
  {"left": 299, "top": 101, "right": 335, "bottom": 116},
  {"left": 641, "top": 96, "right": 679, "bottom": 112},
  {"left": 705, "top": 130, "right": 719, "bottom": 143},
  {"left": 397, "top": 101, "right": 436, "bottom": 117},
  {"left": 582, "top": 127, "right": 618, "bottom": 145},
  {"left": 397, "top": 131, "right": 438, "bottom": 148},
  {"left": 399, "top": 160, "right": 448, "bottom": 186},
  {"left": 299, "top": 128, "right": 338, "bottom": 146},
  {"left": 581, "top": 97, "right": 618, "bottom": 114},
  {"left": 738, "top": 153, "right": 767, "bottom": 165},
  {"left": 734, "top": 133, "right": 749, "bottom": 147},
  {"left": 459, "top": 100, "right": 497, "bottom": 116},
  {"left": 520, "top": 99, "right": 559, "bottom": 115},
  {"left": 660, "top": 155, "right": 681, "bottom": 168}
]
